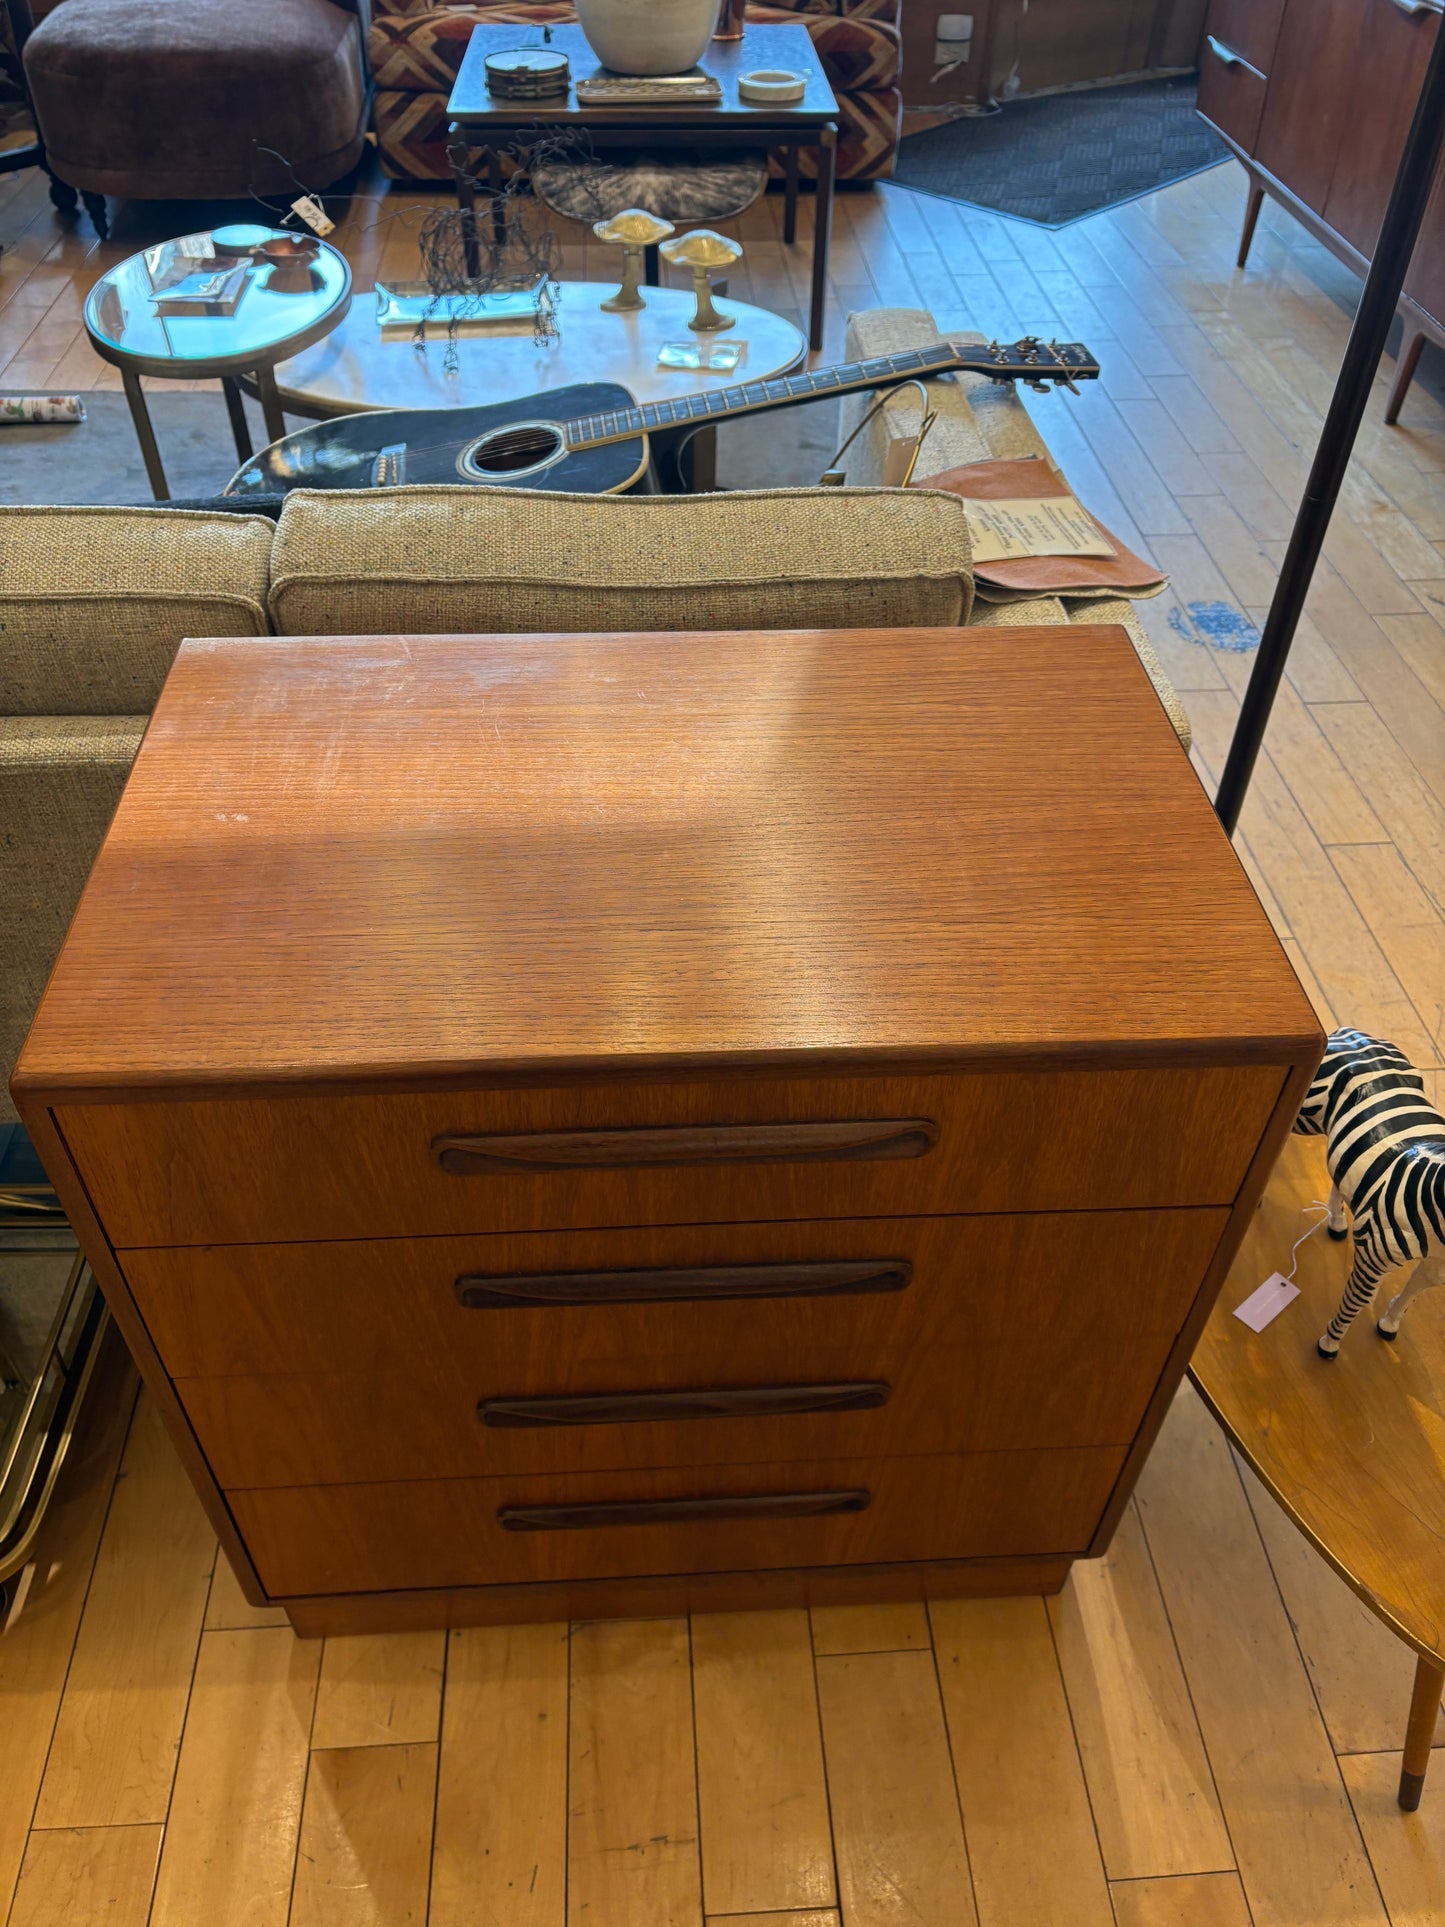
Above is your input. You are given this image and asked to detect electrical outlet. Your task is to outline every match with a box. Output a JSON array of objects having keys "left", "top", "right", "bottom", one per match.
[{"left": 934, "top": 12, "right": 973, "bottom": 67}]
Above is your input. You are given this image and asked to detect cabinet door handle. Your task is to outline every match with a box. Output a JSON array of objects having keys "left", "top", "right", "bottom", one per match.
[
  {"left": 455, "top": 1257, "right": 913, "bottom": 1309},
  {"left": 480, "top": 1381, "right": 891, "bottom": 1428},
  {"left": 498, "top": 1488, "right": 872, "bottom": 1531},
  {"left": 1390, "top": 0, "right": 1443, "bottom": 16},
  {"left": 433, "top": 1118, "right": 938, "bottom": 1174},
  {"left": 1206, "top": 34, "right": 1249, "bottom": 67}
]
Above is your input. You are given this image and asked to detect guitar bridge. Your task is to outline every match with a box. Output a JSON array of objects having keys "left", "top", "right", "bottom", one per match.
[{"left": 372, "top": 443, "right": 408, "bottom": 487}]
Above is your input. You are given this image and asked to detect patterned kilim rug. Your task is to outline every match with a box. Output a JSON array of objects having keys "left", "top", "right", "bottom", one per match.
[{"left": 895, "top": 75, "right": 1228, "bottom": 228}]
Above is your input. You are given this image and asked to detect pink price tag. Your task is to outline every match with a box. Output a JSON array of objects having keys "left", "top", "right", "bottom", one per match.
[{"left": 1233, "top": 1272, "right": 1301, "bottom": 1333}]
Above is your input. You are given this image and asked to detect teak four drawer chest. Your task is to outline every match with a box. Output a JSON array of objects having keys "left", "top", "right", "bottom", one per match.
[{"left": 14, "top": 625, "right": 1323, "bottom": 1635}]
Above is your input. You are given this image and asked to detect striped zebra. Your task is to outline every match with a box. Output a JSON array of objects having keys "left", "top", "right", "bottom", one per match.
[{"left": 1294, "top": 1029, "right": 1445, "bottom": 1358}]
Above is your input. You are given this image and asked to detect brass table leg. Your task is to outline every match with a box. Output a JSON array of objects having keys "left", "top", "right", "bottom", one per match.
[
  {"left": 221, "top": 377, "right": 253, "bottom": 464},
  {"left": 1399, "top": 1652, "right": 1444, "bottom": 1810},
  {"left": 120, "top": 367, "right": 168, "bottom": 500},
  {"left": 255, "top": 366, "right": 287, "bottom": 448}
]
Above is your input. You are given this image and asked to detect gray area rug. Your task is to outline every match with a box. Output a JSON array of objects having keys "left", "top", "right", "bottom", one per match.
[
  {"left": 895, "top": 76, "right": 1228, "bottom": 228},
  {"left": 0, "top": 390, "right": 274, "bottom": 503},
  {"left": 0, "top": 387, "right": 839, "bottom": 501}
]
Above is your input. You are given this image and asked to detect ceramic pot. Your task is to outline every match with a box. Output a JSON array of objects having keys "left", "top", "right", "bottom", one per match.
[{"left": 574, "top": 0, "right": 719, "bottom": 75}]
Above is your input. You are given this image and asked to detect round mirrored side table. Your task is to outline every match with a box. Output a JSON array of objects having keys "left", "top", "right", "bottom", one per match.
[{"left": 83, "top": 225, "right": 351, "bottom": 500}]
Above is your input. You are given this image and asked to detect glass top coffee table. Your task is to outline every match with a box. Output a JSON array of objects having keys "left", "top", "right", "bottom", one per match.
[{"left": 83, "top": 224, "right": 351, "bottom": 500}]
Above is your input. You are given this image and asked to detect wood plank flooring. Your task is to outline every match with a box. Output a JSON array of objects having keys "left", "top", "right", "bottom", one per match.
[{"left": 1, "top": 150, "right": 1442, "bottom": 1924}]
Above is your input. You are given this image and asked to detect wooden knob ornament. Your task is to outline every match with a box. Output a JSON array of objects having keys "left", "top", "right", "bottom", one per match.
[
  {"left": 592, "top": 209, "right": 676, "bottom": 313},
  {"left": 659, "top": 229, "right": 743, "bottom": 332}
]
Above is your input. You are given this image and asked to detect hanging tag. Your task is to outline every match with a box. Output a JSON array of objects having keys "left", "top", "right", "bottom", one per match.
[
  {"left": 1233, "top": 1271, "right": 1301, "bottom": 1333},
  {"left": 291, "top": 195, "right": 335, "bottom": 237}
]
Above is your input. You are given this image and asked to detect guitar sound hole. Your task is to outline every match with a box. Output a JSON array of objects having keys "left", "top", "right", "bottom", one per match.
[{"left": 458, "top": 422, "right": 566, "bottom": 480}]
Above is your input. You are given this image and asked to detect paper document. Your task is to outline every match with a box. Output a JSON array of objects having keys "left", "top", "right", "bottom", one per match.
[{"left": 964, "top": 495, "right": 1118, "bottom": 563}]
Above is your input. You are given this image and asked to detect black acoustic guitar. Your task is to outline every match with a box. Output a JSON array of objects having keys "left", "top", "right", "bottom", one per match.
[{"left": 225, "top": 337, "right": 1099, "bottom": 499}]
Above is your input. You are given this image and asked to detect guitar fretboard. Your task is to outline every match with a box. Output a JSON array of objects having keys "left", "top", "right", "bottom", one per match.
[{"left": 562, "top": 344, "right": 962, "bottom": 450}]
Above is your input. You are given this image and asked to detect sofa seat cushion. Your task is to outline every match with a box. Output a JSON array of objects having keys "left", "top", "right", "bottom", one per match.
[
  {"left": 0, "top": 506, "right": 274, "bottom": 715},
  {"left": 25, "top": 0, "right": 366, "bottom": 198},
  {"left": 0, "top": 715, "right": 145, "bottom": 1117},
  {"left": 268, "top": 485, "right": 973, "bottom": 635}
]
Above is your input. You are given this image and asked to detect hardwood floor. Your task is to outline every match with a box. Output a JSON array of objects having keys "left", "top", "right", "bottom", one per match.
[{"left": 1, "top": 151, "right": 1442, "bottom": 1925}]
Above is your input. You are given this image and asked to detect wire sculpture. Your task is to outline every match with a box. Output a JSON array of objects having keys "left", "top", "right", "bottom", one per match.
[{"left": 246, "top": 128, "right": 615, "bottom": 367}]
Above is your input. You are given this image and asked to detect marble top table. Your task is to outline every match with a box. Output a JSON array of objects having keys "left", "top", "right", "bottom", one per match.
[{"left": 269, "top": 280, "right": 807, "bottom": 420}]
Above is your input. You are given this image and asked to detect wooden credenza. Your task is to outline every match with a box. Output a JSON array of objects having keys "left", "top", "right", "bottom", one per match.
[
  {"left": 12, "top": 625, "right": 1322, "bottom": 1636},
  {"left": 1198, "top": 0, "right": 1444, "bottom": 421}
]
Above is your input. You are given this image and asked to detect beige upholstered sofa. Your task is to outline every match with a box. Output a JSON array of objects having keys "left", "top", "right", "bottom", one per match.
[{"left": 1, "top": 323, "right": 1188, "bottom": 1130}]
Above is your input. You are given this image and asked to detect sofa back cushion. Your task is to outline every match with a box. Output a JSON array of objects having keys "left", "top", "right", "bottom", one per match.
[
  {"left": 268, "top": 485, "right": 973, "bottom": 635},
  {"left": 0, "top": 506, "right": 274, "bottom": 715}
]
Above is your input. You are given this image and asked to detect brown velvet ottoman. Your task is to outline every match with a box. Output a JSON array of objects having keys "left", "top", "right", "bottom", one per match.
[{"left": 23, "top": 0, "right": 368, "bottom": 236}]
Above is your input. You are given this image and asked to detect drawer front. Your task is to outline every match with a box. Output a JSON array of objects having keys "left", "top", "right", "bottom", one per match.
[
  {"left": 230, "top": 1446, "right": 1128, "bottom": 1595},
  {"left": 1205, "top": 0, "right": 1285, "bottom": 75},
  {"left": 154, "top": 1209, "right": 1228, "bottom": 1483},
  {"left": 65, "top": 1063, "right": 1283, "bottom": 1246},
  {"left": 1198, "top": 32, "right": 1270, "bottom": 154}
]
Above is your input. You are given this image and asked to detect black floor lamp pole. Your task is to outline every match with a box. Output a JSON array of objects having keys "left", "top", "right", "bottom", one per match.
[{"left": 1214, "top": 15, "right": 1445, "bottom": 837}]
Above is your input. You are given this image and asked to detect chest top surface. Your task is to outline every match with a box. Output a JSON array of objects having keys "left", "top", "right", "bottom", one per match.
[{"left": 16, "top": 626, "right": 1319, "bottom": 1097}]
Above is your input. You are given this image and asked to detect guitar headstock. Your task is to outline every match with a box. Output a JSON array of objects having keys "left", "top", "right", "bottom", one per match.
[{"left": 947, "top": 336, "right": 1101, "bottom": 392}]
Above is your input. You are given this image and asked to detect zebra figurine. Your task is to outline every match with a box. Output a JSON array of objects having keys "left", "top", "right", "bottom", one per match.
[{"left": 1293, "top": 1029, "right": 1445, "bottom": 1358}]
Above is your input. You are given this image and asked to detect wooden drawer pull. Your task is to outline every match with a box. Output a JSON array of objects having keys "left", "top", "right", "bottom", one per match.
[
  {"left": 433, "top": 1118, "right": 938, "bottom": 1174},
  {"left": 498, "top": 1488, "right": 872, "bottom": 1531},
  {"left": 455, "top": 1257, "right": 913, "bottom": 1309},
  {"left": 479, "top": 1381, "right": 891, "bottom": 1428}
]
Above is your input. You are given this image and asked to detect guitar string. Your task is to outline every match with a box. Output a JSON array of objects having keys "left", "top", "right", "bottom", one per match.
[{"left": 322, "top": 344, "right": 1090, "bottom": 465}]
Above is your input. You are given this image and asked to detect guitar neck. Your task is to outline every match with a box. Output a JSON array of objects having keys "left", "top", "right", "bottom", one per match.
[{"left": 563, "top": 343, "right": 965, "bottom": 450}]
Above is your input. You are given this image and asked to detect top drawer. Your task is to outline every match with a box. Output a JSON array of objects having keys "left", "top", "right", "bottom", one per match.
[
  {"left": 1204, "top": 0, "right": 1286, "bottom": 76},
  {"left": 59, "top": 1063, "right": 1286, "bottom": 1247}
]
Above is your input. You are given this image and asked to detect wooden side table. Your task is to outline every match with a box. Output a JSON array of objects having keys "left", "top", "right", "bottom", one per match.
[
  {"left": 445, "top": 24, "right": 840, "bottom": 351},
  {"left": 1192, "top": 1134, "right": 1445, "bottom": 1809},
  {"left": 14, "top": 625, "right": 1321, "bottom": 1635}
]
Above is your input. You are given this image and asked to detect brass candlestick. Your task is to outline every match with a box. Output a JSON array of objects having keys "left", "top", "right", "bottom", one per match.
[
  {"left": 659, "top": 229, "right": 743, "bottom": 332},
  {"left": 593, "top": 208, "right": 675, "bottom": 313}
]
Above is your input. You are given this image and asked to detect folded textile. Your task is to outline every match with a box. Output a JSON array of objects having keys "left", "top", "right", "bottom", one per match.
[
  {"left": 0, "top": 395, "right": 85, "bottom": 425},
  {"left": 913, "top": 455, "right": 1168, "bottom": 601}
]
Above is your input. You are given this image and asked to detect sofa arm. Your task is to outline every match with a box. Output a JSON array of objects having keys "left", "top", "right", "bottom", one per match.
[{"left": 1, "top": 716, "right": 144, "bottom": 1122}]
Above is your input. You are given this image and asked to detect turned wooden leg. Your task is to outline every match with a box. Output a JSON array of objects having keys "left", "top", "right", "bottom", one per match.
[
  {"left": 1385, "top": 329, "right": 1427, "bottom": 426},
  {"left": 1399, "top": 1652, "right": 1444, "bottom": 1810},
  {"left": 1237, "top": 179, "right": 1265, "bottom": 269}
]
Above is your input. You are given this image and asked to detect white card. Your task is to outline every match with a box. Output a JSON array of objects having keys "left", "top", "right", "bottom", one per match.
[
  {"left": 1233, "top": 1271, "right": 1301, "bottom": 1332},
  {"left": 963, "top": 495, "right": 1117, "bottom": 562},
  {"left": 291, "top": 195, "right": 335, "bottom": 238}
]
